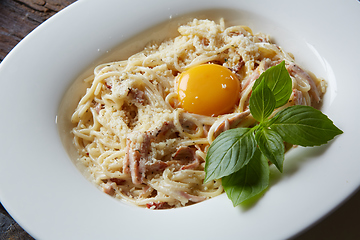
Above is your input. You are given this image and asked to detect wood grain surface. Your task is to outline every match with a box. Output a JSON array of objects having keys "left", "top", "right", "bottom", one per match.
[
  {"left": 0, "top": 0, "right": 76, "bottom": 61},
  {"left": 0, "top": 1, "right": 360, "bottom": 239}
]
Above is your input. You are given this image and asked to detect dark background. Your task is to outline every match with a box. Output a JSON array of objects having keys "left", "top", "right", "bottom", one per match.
[{"left": 1, "top": 0, "right": 359, "bottom": 239}]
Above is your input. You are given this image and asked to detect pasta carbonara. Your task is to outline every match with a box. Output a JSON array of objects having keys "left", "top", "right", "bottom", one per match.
[{"left": 71, "top": 19, "right": 326, "bottom": 209}]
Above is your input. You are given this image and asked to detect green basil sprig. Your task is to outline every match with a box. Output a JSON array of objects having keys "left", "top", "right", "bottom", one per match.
[{"left": 204, "top": 61, "right": 343, "bottom": 206}]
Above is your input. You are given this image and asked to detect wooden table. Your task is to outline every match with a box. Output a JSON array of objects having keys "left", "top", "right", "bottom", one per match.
[{"left": 1, "top": 1, "right": 360, "bottom": 239}]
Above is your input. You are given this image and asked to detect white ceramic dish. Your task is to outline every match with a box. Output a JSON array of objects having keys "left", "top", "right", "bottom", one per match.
[{"left": 1, "top": 0, "right": 359, "bottom": 239}]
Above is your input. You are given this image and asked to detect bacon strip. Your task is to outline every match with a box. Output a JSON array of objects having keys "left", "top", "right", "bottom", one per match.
[
  {"left": 146, "top": 201, "right": 170, "bottom": 209},
  {"left": 213, "top": 110, "right": 250, "bottom": 138},
  {"left": 242, "top": 67, "right": 260, "bottom": 90},
  {"left": 287, "top": 63, "right": 321, "bottom": 103},
  {"left": 102, "top": 181, "right": 116, "bottom": 195},
  {"left": 179, "top": 191, "right": 206, "bottom": 203},
  {"left": 124, "top": 122, "right": 174, "bottom": 185},
  {"left": 127, "top": 87, "right": 145, "bottom": 104},
  {"left": 292, "top": 89, "right": 304, "bottom": 106},
  {"left": 172, "top": 146, "right": 200, "bottom": 170}
]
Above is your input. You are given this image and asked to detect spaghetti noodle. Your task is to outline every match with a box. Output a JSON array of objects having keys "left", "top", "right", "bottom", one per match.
[{"left": 71, "top": 18, "right": 326, "bottom": 209}]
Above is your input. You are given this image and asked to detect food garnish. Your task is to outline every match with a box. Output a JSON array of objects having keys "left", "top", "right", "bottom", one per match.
[{"left": 204, "top": 61, "right": 343, "bottom": 206}]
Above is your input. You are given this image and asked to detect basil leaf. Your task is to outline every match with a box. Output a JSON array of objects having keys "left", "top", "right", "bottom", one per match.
[
  {"left": 253, "top": 61, "right": 292, "bottom": 108},
  {"left": 222, "top": 149, "right": 269, "bottom": 206},
  {"left": 268, "top": 105, "right": 343, "bottom": 146},
  {"left": 249, "top": 78, "right": 276, "bottom": 122},
  {"left": 204, "top": 128, "right": 256, "bottom": 183},
  {"left": 256, "top": 128, "right": 284, "bottom": 172}
]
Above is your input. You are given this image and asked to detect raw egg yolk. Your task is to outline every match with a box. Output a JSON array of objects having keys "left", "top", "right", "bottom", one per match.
[{"left": 177, "top": 64, "right": 240, "bottom": 116}]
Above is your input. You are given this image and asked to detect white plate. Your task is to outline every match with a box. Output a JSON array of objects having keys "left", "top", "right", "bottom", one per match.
[{"left": 0, "top": 0, "right": 359, "bottom": 239}]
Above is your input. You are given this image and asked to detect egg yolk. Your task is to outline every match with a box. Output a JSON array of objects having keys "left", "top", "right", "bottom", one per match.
[{"left": 177, "top": 64, "right": 240, "bottom": 116}]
